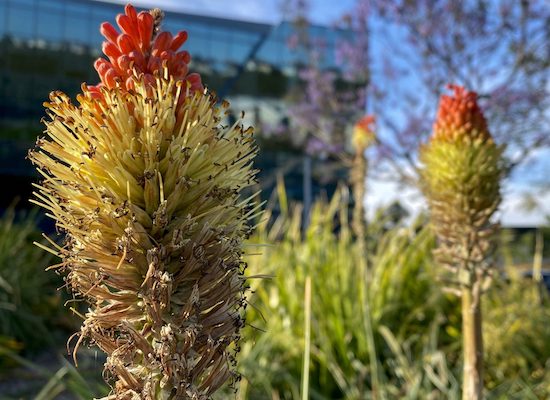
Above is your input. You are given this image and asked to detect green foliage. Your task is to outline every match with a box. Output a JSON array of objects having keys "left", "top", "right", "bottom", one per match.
[
  {"left": 484, "top": 272, "right": 550, "bottom": 395},
  {"left": 0, "top": 207, "right": 61, "bottom": 357},
  {"left": 239, "top": 188, "right": 455, "bottom": 399},
  {"left": 0, "top": 207, "right": 110, "bottom": 397},
  {"left": 237, "top": 188, "right": 549, "bottom": 399},
  {"left": 0, "top": 346, "right": 108, "bottom": 399},
  {"left": 0, "top": 193, "right": 548, "bottom": 399}
]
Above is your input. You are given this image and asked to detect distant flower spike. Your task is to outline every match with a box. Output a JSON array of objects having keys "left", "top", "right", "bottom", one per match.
[
  {"left": 89, "top": 4, "right": 202, "bottom": 98},
  {"left": 350, "top": 114, "right": 375, "bottom": 265},
  {"left": 352, "top": 114, "right": 376, "bottom": 150}
]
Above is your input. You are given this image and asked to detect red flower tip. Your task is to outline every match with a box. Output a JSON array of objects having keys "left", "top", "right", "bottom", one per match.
[
  {"left": 353, "top": 114, "right": 376, "bottom": 149},
  {"left": 91, "top": 4, "right": 203, "bottom": 94},
  {"left": 355, "top": 115, "right": 375, "bottom": 133},
  {"left": 433, "top": 84, "right": 490, "bottom": 142}
]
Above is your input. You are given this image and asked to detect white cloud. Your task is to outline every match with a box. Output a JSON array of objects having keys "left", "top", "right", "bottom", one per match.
[{"left": 366, "top": 177, "right": 550, "bottom": 228}]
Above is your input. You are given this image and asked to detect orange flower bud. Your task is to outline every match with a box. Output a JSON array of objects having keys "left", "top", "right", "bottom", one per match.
[
  {"left": 432, "top": 84, "right": 491, "bottom": 143},
  {"left": 352, "top": 114, "right": 376, "bottom": 150},
  {"left": 89, "top": 4, "right": 203, "bottom": 95}
]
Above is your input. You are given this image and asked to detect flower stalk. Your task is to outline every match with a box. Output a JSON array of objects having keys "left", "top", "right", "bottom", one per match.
[
  {"left": 29, "top": 5, "right": 259, "bottom": 399},
  {"left": 420, "top": 85, "right": 504, "bottom": 400},
  {"left": 351, "top": 115, "right": 375, "bottom": 264}
]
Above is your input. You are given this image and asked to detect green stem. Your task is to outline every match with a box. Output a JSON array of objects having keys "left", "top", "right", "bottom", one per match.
[
  {"left": 461, "top": 287, "right": 483, "bottom": 400},
  {"left": 301, "top": 276, "right": 312, "bottom": 400},
  {"left": 351, "top": 149, "right": 368, "bottom": 265}
]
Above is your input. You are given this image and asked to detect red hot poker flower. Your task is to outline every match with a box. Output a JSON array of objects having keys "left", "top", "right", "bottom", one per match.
[
  {"left": 352, "top": 114, "right": 376, "bottom": 150},
  {"left": 89, "top": 4, "right": 202, "bottom": 98},
  {"left": 432, "top": 84, "right": 491, "bottom": 143},
  {"left": 355, "top": 115, "right": 375, "bottom": 133}
]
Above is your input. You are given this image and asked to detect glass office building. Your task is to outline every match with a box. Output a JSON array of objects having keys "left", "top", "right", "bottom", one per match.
[
  {"left": 0, "top": 0, "right": 350, "bottom": 206},
  {"left": 0, "top": 0, "right": 347, "bottom": 118}
]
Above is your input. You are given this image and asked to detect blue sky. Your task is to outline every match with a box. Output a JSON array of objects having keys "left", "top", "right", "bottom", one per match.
[{"left": 94, "top": 0, "right": 356, "bottom": 24}]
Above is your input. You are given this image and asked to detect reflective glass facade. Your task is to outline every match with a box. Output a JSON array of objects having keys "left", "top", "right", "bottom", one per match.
[
  {"left": 0, "top": 0, "right": 347, "bottom": 123},
  {"left": 0, "top": 0, "right": 349, "bottom": 206},
  {"left": 0, "top": 0, "right": 344, "bottom": 70}
]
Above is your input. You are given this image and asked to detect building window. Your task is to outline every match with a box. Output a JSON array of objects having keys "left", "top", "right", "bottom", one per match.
[{"left": 7, "top": 4, "right": 34, "bottom": 40}]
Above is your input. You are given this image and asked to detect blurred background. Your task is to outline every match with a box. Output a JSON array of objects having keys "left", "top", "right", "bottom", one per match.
[
  {"left": 0, "top": 0, "right": 549, "bottom": 399},
  {"left": 0, "top": 0, "right": 354, "bottom": 211},
  {"left": 1, "top": 0, "right": 549, "bottom": 221}
]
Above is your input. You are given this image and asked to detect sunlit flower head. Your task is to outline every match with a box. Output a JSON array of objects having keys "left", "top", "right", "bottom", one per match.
[
  {"left": 432, "top": 84, "right": 490, "bottom": 142},
  {"left": 29, "top": 4, "right": 259, "bottom": 398},
  {"left": 352, "top": 114, "right": 375, "bottom": 150},
  {"left": 89, "top": 4, "right": 202, "bottom": 98}
]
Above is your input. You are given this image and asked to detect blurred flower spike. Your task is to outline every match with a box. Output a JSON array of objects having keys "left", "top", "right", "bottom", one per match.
[
  {"left": 89, "top": 4, "right": 202, "bottom": 98},
  {"left": 432, "top": 84, "right": 491, "bottom": 143},
  {"left": 420, "top": 84, "right": 504, "bottom": 399},
  {"left": 29, "top": 3, "right": 260, "bottom": 399},
  {"left": 420, "top": 83, "right": 503, "bottom": 274},
  {"left": 352, "top": 114, "right": 376, "bottom": 150}
]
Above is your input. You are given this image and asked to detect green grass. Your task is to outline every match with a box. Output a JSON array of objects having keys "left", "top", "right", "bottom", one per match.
[
  {"left": 0, "top": 207, "right": 61, "bottom": 358},
  {"left": 0, "top": 191, "right": 548, "bottom": 399},
  {"left": 236, "top": 186, "right": 550, "bottom": 399}
]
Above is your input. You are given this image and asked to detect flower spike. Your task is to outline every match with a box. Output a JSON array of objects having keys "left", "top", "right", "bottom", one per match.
[
  {"left": 352, "top": 114, "right": 376, "bottom": 150},
  {"left": 420, "top": 84, "right": 505, "bottom": 400},
  {"left": 29, "top": 4, "right": 259, "bottom": 399}
]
